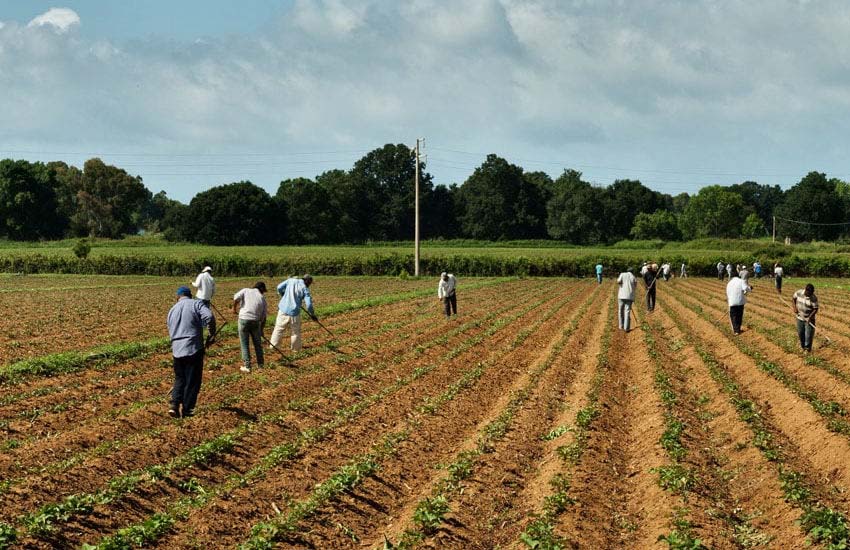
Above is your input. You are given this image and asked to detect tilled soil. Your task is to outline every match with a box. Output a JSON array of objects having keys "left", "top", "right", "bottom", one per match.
[{"left": 3, "top": 276, "right": 850, "bottom": 549}]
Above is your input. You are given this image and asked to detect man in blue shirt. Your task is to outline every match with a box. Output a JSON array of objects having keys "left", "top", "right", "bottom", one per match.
[
  {"left": 595, "top": 262, "right": 603, "bottom": 284},
  {"left": 270, "top": 274, "right": 316, "bottom": 352},
  {"left": 166, "top": 286, "right": 215, "bottom": 418}
]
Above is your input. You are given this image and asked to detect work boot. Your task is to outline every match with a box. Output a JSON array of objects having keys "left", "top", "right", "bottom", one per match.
[{"left": 240, "top": 365, "right": 251, "bottom": 373}]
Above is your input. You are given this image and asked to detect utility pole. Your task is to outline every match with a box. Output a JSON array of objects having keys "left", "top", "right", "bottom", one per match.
[
  {"left": 772, "top": 216, "right": 776, "bottom": 243},
  {"left": 414, "top": 138, "right": 422, "bottom": 277}
]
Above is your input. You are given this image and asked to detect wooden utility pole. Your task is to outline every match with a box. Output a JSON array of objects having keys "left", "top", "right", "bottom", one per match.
[
  {"left": 772, "top": 216, "right": 776, "bottom": 243},
  {"left": 414, "top": 138, "right": 422, "bottom": 277}
]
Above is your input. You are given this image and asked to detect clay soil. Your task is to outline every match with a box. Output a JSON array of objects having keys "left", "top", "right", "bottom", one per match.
[{"left": 2, "top": 276, "right": 850, "bottom": 549}]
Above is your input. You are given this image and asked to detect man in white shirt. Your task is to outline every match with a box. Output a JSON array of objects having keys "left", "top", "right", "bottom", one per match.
[
  {"left": 233, "top": 281, "right": 268, "bottom": 373},
  {"left": 774, "top": 263, "right": 784, "bottom": 294},
  {"left": 438, "top": 272, "right": 458, "bottom": 319},
  {"left": 191, "top": 266, "right": 216, "bottom": 307},
  {"left": 726, "top": 272, "right": 752, "bottom": 335},
  {"left": 617, "top": 268, "right": 637, "bottom": 332}
]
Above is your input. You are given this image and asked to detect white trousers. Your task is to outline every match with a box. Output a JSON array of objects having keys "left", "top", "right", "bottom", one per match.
[{"left": 270, "top": 314, "right": 302, "bottom": 351}]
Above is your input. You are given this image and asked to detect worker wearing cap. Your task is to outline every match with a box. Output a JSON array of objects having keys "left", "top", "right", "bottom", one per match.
[
  {"left": 617, "top": 267, "right": 637, "bottom": 331},
  {"left": 166, "top": 286, "right": 215, "bottom": 418},
  {"left": 271, "top": 274, "right": 315, "bottom": 351},
  {"left": 438, "top": 272, "right": 458, "bottom": 318},
  {"left": 191, "top": 266, "right": 216, "bottom": 307}
]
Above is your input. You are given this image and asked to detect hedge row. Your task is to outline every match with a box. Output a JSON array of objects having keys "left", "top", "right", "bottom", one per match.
[{"left": 0, "top": 252, "right": 848, "bottom": 277}]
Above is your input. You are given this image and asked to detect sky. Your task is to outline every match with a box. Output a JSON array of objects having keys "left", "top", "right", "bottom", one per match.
[{"left": 2, "top": 0, "right": 850, "bottom": 203}]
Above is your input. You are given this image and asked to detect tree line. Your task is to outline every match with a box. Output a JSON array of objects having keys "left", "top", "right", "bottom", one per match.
[{"left": 1, "top": 145, "right": 848, "bottom": 245}]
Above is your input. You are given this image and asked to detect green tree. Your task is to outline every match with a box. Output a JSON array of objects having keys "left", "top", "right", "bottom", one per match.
[
  {"left": 672, "top": 192, "right": 690, "bottom": 214},
  {"left": 741, "top": 213, "right": 766, "bottom": 238},
  {"left": 678, "top": 185, "right": 747, "bottom": 240},
  {"left": 775, "top": 172, "right": 846, "bottom": 241},
  {"left": 546, "top": 169, "right": 608, "bottom": 244},
  {"left": 184, "top": 181, "right": 282, "bottom": 245},
  {"left": 630, "top": 210, "right": 682, "bottom": 240},
  {"left": 728, "top": 181, "right": 784, "bottom": 228},
  {"left": 0, "top": 159, "right": 68, "bottom": 240},
  {"left": 459, "top": 154, "right": 546, "bottom": 240},
  {"left": 276, "top": 177, "right": 344, "bottom": 244},
  {"left": 605, "top": 179, "right": 670, "bottom": 242},
  {"left": 68, "top": 158, "right": 150, "bottom": 238}
]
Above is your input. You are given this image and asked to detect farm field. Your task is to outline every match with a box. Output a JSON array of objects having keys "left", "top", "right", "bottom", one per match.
[{"left": 1, "top": 275, "right": 850, "bottom": 548}]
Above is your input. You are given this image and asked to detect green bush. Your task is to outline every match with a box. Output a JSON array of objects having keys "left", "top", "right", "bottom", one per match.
[{"left": 72, "top": 239, "right": 91, "bottom": 259}]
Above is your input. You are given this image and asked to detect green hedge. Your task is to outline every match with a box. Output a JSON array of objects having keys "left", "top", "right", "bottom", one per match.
[{"left": 1, "top": 252, "right": 849, "bottom": 277}]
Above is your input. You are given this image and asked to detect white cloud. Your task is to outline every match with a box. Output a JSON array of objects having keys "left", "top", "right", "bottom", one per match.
[
  {"left": 3, "top": 0, "right": 850, "bottom": 200},
  {"left": 28, "top": 8, "right": 80, "bottom": 32}
]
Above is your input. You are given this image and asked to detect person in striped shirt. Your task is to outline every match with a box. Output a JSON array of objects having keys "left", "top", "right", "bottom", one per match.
[{"left": 792, "top": 284, "right": 819, "bottom": 352}]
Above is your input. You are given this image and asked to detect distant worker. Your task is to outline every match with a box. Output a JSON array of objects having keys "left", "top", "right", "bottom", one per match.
[
  {"left": 754, "top": 261, "right": 762, "bottom": 279},
  {"left": 680, "top": 262, "right": 687, "bottom": 278},
  {"left": 641, "top": 261, "right": 649, "bottom": 276},
  {"left": 774, "top": 262, "right": 784, "bottom": 294},
  {"left": 233, "top": 281, "right": 268, "bottom": 373},
  {"left": 792, "top": 284, "right": 819, "bottom": 352},
  {"left": 739, "top": 264, "right": 750, "bottom": 282},
  {"left": 595, "top": 262, "right": 603, "bottom": 284},
  {"left": 617, "top": 268, "right": 637, "bottom": 332},
  {"left": 644, "top": 263, "right": 658, "bottom": 312},
  {"left": 717, "top": 261, "right": 725, "bottom": 280},
  {"left": 726, "top": 272, "right": 751, "bottom": 335},
  {"left": 438, "top": 272, "right": 458, "bottom": 318},
  {"left": 726, "top": 262, "right": 733, "bottom": 280},
  {"left": 661, "top": 262, "right": 672, "bottom": 281},
  {"left": 191, "top": 266, "right": 216, "bottom": 307},
  {"left": 166, "top": 286, "right": 215, "bottom": 418},
  {"left": 271, "top": 274, "right": 315, "bottom": 352}
]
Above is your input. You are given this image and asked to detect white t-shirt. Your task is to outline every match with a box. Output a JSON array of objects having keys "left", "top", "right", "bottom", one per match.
[
  {"left": 726, "top": 278, "right": 751, "bottom": 306},
  {"left": 775, "top": 266, "right": 784, "bottom": 277},
  {"left": 617, "top": 272, "right": 637, "bottom": 300},
  {"left": 192, "top": 272, "right": 215, "bottom": 300},
  {"left": 438, "top": 275, "right": 457, "bottom": 299},
  {"left": 233, "top": 288, "right": 268, "bottom": 322}
]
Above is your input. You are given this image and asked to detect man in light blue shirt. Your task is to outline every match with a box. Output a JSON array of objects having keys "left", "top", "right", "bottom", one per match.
[
  {"left": 166, "top": 286, "right": 215, "bottom": 418},
  {"left": 595, "top": 263, "right": 603, "bottom": 284},
  {"left": 270, "top": 274, "right": 315, "bottom": 351}
]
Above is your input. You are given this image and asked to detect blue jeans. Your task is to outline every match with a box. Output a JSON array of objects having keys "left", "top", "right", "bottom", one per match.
[
  {"left": 796, "top": 318, "right": 815, "bottom": 350},
  {"left": 172, "top": 349, "right": 204, "bottom": 416},
  {"left": 239, "top": 319, "right": 264, "bottom": 367},
  {"left": 596, "top": 273, "right": 602, "bottom": 284}
]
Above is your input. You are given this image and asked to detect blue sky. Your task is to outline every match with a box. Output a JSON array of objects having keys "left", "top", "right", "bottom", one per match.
[{"left": 2, "top": 1, "right": 850, "bottom": 203}]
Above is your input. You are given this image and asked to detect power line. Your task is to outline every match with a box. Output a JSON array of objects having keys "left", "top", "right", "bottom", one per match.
[{"left": 774, "top": 216, "right": 850, "bottom": 226}]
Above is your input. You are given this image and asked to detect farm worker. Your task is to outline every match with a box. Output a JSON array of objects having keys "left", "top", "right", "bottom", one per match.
[
  {"left": 717, "top": 261, "right": 725, "bottom": 280},
  {"left": 725, "top": 262, "right": 733, "bottom": 279},
  {"left": 680, "top": 262, "right": 687, "bottom": 278},
  {"left": 774, "top": 262, "right": 784, "bottom": 294},
  {"left": 595, "top": 262, "right": 603, "bottom": 284},
  {"left": 754, "top": 261, "right": 762, "bottom": 278},
  {"left": 661, "top": 262, "right": 672, "bottom": 281},
  {"left": 271, "top": 274, "right": 315, "bottom": 352},
  {"left": 726, "top": 272, "right": 751, "bottom": 335},
  {"left": 191, "top": 266, "right": 215, "bottom": 307},
  {"left": 640, "top": 261, "right": 649, "bottom": 276},
  {"left": 438, "top": 272, "right": 458, "bottom": 318},
  {"left": 617, "top": 268, "right": 637, "bottom": 331},
  {"left": 792, "top": 284, "right": 819, "bottom": 352},
  {"left": 166, "top": 286, "right": 216, "bottom": 418},
  {"left": 233, "top": 281, "right": 268, "bottom": 373},
  {"left": 643, "top": 263, "right": 658, "bottom": 312},
  {"left": 739, "top": 264, "right": 750, "bottom": 282}
]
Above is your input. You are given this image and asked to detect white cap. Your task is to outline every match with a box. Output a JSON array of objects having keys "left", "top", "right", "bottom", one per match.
[{"left": 202, "top": 266, "right": 212, "bottom": 273}]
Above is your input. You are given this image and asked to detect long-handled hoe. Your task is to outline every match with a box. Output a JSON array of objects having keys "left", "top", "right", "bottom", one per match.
[
  {"left": 775, "top": 291, "right": 832, "bottom": 348},
  {"left": 261, "top": 334, "right": 295, "bottom": 366},
  {"left": 301, "top": 305, "right": 366, "bottom": 356}
]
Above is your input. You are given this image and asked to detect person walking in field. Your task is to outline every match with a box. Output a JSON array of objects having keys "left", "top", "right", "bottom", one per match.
[
  {"left": 167, "top": 286, "right": 216, "bottom": 418},
  {"left": 191, "top": 266, "right": 215, "bottom": 307},
  {"left": 680, "top": 262, "right": 687, "bottom": 278},
  {"left": 595, "top": 262, "right": 603, "bottom": 284},
  {"left": 661, "top": 262, "right": 672, "bottom": 281},
  {"left": 617, "top": 268, "right": 637, "bottom": 332},
  {"left": 270, "top": 274, "right": 315, "bottom": 352},
  {"left": 717, "top": 261, "right": 725, "bottom": 280},
  {"left": 233, "top": 281, "right": 268, "bottom": 373},
  {"left": 438, "top": 272, "right": 458, "bottom": 318},
  {"left": 644, "top": 263, "right": 658, "bottom": 312},
  {"left": 792, "top": 283, "right": 819, "bottom": 352},
  {"left": 726, "top": 262, "right": 733, "bottom": 280},
  {"left": 641, "top": 261, "right": 649, "bottom": 276},
  {"left": 739, "top": 264, "right": 750, "bottom": 282},
  {"left": 774, "top": 262, "right": 784, "bottom": 294},
  {"left": 726, "top": 272, "right": 751, "bottom": 335},
  {"left": 754, "top": 261, "right": 762, "bottom": 279}
]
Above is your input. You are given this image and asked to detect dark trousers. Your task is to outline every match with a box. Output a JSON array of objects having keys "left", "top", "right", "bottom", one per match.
[
  {"left": 796, "top": 318, "right": 815, "bottom": 350},
  {"left": 775, "top": 276, "right": 782, "bottom": 292},
  {"left": 645, "top": 287, "right": 656, "bottom": 311},
  {"left": 443, "top": 293, "right": 457, "bottom": 317},
  {"left": 596, "top": 273, "right": 602, "bottom": 284},
  {"left": 172, "top": 349, "right": 204, "bottom": 416},
  {"left": 729, "top": 305, "right": 744, "bottom": 334}
]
